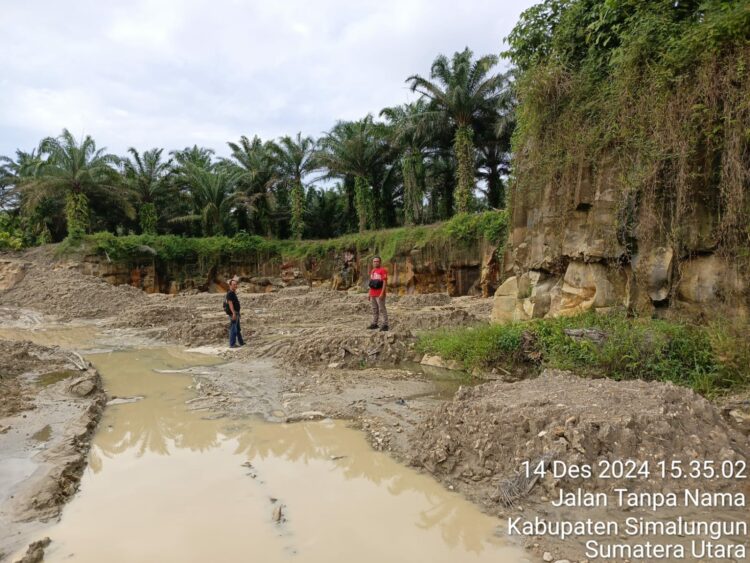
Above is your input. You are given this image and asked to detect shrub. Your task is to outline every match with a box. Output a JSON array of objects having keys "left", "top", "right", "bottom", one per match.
[{"left": 417, "top": 311, "right": 748, "bottom": 395}]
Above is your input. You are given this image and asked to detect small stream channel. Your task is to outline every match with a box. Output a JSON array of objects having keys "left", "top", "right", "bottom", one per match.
[{"left": 9, "top": 335, "right": 528, "bottom": 562}]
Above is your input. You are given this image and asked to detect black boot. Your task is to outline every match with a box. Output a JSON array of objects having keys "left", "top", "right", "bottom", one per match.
[
  {"left": 367, "top": 323, "right": 378, "bottom": 329},
  {"left": 380, "top": 324, "right": 389, "bottom": 332}
]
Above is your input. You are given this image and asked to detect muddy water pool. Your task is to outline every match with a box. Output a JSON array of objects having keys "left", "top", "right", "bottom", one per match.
[{"left": 15, "top": 346, "right": 527, "bottom": 562}]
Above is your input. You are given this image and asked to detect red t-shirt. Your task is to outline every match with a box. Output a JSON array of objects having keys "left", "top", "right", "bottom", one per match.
[{"left": 368, "top": 267, "right": 388, "bottom": 297}]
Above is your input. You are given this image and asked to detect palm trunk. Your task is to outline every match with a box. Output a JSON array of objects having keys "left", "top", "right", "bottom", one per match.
[
  {"left": 65, "top": 191, "right": 90, "bottom": 240},
  {"left": 354, "top": 176, "right": 369, "bottom": 233},
  {"left": 139, "top": 202, "right": 158, "bottom": 234},
  {"left": 401, "top": 151, "right": 424, "bottom": 226},
  {"left": 291, "top": 181, "right": 305, "bottom": 240},
  {"left": 454, "top": 125, "right": 476, "bottom": 214}
]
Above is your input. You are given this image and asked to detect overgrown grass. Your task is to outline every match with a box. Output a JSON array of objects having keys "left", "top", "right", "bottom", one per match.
[
  {"left": 507, "top": 1, "right": 750, "bottom": 269},
  {"left": 73, "top": 211, "right": 508, "bottom": 265},
  {"left": 417, "top": 311, "right": 749, "bottom": 396}
]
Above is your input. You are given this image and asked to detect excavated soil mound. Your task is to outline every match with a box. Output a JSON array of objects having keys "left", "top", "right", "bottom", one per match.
[
  {"left": 397, "top": 293, "right": 452, "bottom": 308},
  {"left": 398, "top": 308, "right": 477, "bottom": 331},
  {"left": 113, "top": 303, "right": 197, "bottom": 329},
  {"left": 113, "top": 302, "right": 228, "bottom": 346},
  {"left": 411, "top": 370, "right": 749, "bottom": 502},
  {"left": 0, "top": 264, "right": 146, "bottom": 321},
  {"left": 251, "top": 327, "right": 416, "bottom": 366}
]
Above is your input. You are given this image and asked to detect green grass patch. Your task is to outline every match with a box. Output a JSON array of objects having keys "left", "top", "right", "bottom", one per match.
[
  {"left": 417, "top": 311, "right": 749, "bottom": 396},
  {"left": 73, "top": 211, "right": 508, "bottom": 266}
]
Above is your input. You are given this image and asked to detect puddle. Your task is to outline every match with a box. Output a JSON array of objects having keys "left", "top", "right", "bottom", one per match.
[
  {"left": 400, "top": 360, "right": 475, "bottom": 399},
  {"left": 0, "top": 326, "right": 100, "bottom": 349},
  {"left": 30, "top": 424, "right": 52, "bottom": 442},
  {"left": 37, "top": 369, "right": 78, "bottom": 387},
  {"left": 22, "top": 347, "right": 527, "bottom": 562}
]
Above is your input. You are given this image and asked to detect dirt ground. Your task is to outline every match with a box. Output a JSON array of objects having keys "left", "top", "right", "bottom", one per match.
[
  {"left": 0, "top": 340, "right": 105, "bottom": 561},
  {"left": 1, "top": 254, "right": 749, "bottom": 562}
]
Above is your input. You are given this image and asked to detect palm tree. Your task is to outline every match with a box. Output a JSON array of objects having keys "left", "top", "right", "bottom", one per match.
[
  {"left": 478, "top": 79, "right": 516, "bottom": 209},
  {"left": 170, "top": 145, "right": 215, "bottom": 172},
  {"left": 122, "top": 148, "right": 173, "bottom": 234},
  {"left": 380, "top": 100, "right": 431, "bottom": 226},
  {"left": 318, "top": 117, "right": 393, "bottom": 232},
  {"left": 171, "top": 165, "right": 240, "bottom": 236},
  {"left": 221, "top": 136, "right": 279, "bottom": 237},
  {"left": 0, "top": 146, "right": 56, "bottom": 243},
  {"left": 407, "top": 48, "right": 506, "bottom": 213},
  {"left": 268, "top": 133, "right": 317, "bottom": 240},
  {"left": 13, "top": 129, "right": 132, "bottom": 240},
  {"left": 1, "top": 146, "right": 44, "bottom": 208}
]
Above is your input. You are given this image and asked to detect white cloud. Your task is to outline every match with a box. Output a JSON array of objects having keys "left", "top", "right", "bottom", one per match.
[{"left": 0, "top": 0, "right": 535, "bottom": 157}]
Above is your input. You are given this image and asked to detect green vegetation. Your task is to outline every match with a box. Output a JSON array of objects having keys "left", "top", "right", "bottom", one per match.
[
  {"left": 505, "top": 0, "right": 750, "bottom": 262},
  {"left": 79, "top": 210, "right": 508, "bottom": 266},
  {"left": 407, "top": 48, "right": 512, "bottom": 212},
  {"left": 0, "top": 213, "right": 24, "bottom": 251},
  {"left": 1, "top": 48, "right": 513, "bottom": 247},
  {"left": 418, "top": 312, "right": 749, "bottom": 395}
]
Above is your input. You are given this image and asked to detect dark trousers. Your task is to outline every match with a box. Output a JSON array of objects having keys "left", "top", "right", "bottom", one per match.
[{"left": 229, "top": 312, "right": 245, "bottom": 347}]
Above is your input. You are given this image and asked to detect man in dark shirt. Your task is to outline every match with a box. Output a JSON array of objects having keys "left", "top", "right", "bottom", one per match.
[{"left": 226, "top": 277, "right": 245, "bottom": 348}]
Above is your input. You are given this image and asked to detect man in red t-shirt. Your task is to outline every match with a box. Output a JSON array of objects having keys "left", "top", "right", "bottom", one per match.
[{"left": 367, "top": 256, "right": 389, "bottom": 331}]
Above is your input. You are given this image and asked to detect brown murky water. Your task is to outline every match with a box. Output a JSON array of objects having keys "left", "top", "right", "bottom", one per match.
[
  {"left": 18, "top": 347, "right": 527, "bottom": 562},
  {"left": 0, "top": 326, "right": 100, "bottom": 348}
]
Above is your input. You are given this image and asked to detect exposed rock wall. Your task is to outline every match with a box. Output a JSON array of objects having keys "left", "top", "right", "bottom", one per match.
[
  {"left": 76, "top": 240, "right": 501, "bottom": 298},
  {"left": 494, "top": 162, "right": 749, "bottom": 323}
]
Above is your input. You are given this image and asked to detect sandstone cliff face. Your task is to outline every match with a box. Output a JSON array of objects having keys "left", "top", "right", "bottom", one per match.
[
  {"left": 494, "top": 165, "right": 748, "bottom": 323},
  {"left": 77, "top": 240, "right": 501, "bottom": 298}
]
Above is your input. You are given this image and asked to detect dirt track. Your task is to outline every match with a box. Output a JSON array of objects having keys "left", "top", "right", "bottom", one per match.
[{"left": 1, "top": 257, "right": 748, "bottom": 561}]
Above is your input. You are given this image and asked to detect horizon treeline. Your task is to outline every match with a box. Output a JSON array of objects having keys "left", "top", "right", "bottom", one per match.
[
  {"left": 0, "top": 46, "right": 514, "bottom": 248},
  {"left": 4, "top": 0, "right": 746, "bottom": 254}
]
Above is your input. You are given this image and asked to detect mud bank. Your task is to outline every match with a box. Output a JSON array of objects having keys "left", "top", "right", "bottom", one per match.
[{"left": 0, "top": 340, "right": 105, "bottom": 561}]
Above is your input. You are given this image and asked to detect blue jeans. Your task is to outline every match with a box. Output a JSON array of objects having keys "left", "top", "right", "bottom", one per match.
[{"left": 229, "top": 313, "right": 245, "bottom": 347}]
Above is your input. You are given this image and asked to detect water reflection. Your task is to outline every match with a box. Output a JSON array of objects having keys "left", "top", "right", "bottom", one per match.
[
  {"left": 88, "top": 349, "right": 223, "bottom": 462},
  {"left": 73, "top": 348, "right": 524, "bottom": 561}
]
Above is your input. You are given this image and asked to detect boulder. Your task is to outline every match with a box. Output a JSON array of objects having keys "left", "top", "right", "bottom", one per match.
[
  {"left": 559, "top": 262, "right": 627, "bottom": 316},
  {"left": 491, "top": 276, "right": 522, "bottom": 323},
  {"left": 68, "top": 376, "right": 98, "bottom": 397}
]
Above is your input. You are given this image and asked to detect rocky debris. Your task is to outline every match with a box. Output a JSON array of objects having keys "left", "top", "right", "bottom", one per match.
[
  {"left": 15, "top": 537, "right": 51, "bottom": 563},
  {"left": 410, "top": 370, "right": 748, "bottom": 501},
  {"left": 0, "top": 263, "right": 147, "bottom": 321},
  {"left": 67, "top": 372, "right": 98, "bottom": 397}
]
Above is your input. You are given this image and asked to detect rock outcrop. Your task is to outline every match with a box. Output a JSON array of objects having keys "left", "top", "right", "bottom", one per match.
[
  {"left": 76, "top": 241, "right": 500, "bottom": 298},
  {"left": 494, "top": 162, "right": 748, "bottom": 323}
]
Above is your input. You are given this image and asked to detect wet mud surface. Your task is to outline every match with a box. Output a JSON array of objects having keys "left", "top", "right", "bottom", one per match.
[
  {"left": 7, "top": 347, "right": 527, "bottom": 563},
  {"left": 1, "top": 256, "right": 748, "bottom": 561}
]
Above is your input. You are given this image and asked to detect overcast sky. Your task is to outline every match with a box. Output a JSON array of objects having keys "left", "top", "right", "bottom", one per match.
[{"left": 0, "top": 0, "right": 535, "bottom": 158}]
